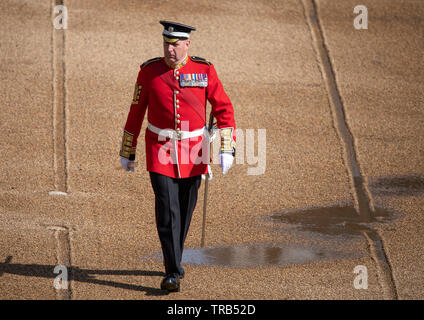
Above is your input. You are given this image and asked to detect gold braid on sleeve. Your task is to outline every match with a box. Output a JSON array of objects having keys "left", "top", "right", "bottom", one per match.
[
  {"left": 220, "top": 127, "right": 236, "bottom": 157},
  {"left": 120, "top": 130, "right": 136, "bottom": 160}
]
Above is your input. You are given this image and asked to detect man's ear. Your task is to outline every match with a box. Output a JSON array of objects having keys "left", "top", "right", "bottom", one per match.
[{"left": 185, "top": 39, "right": 191, "bottom": 49}]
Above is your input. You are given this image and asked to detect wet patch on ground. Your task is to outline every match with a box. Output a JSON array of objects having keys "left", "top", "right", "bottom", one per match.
[
  {"left": 270, "top": 205, "right": 398, "bottom": 236},
  {"left": 145, "top": 205, "right": 399, "bottom": 268},
  {"left": 368, "top": 174, "right": 424, "bottom": 197},
  {"left": 180, "top": 242, "right": 361, "bottom": 267}
]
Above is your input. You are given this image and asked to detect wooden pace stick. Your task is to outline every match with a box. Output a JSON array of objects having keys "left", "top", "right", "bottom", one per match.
[{"left": 201, "top": 112, "right": 215, "bottom": 248}]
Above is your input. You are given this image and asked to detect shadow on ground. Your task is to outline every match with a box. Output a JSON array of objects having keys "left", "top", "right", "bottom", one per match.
[{"left": 0, "top": 256, "right": 168, "bottom": 296}]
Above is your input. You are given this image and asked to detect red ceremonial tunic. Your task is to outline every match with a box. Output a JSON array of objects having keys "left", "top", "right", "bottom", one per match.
[{"left": 122, "top": 56, "right": 236, "bottom": 178}]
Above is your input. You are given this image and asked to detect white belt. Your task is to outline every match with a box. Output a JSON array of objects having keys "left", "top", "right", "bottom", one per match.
[{"left": 147, "top": 123, "right": 206, "bottom": 140}]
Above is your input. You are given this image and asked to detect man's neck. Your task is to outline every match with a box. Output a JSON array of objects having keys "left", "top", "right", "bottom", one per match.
[{"left": 165, "top": 54, "right": 188, "bottom": 69}]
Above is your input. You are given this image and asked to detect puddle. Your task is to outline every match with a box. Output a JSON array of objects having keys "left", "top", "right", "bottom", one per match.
[
  {"left": 180, "top": 243, "right": 360, "bottom": 268},
  {"left": 145, "top": 205, "right": 399, "bottom": 268},
  {"left": 271, "top": 205, "right": 397, "bottom": 237},
  {"left": 369, "top": 175, "right": 424, "bottom": 197}
]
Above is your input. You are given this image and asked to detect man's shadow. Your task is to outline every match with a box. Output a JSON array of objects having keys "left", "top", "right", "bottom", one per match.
[{"left": 0, "top": 256, "right": 169, "bottom": 297}]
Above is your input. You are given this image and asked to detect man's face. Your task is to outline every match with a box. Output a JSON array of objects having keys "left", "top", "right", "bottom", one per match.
[{"left": 163, "top": 39, "right": 190, "bottom": 65}]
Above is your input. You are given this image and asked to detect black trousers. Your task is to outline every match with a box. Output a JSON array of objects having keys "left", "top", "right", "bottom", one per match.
[{"left": 149, "top": 172, "right": 202, "bottom": 276}]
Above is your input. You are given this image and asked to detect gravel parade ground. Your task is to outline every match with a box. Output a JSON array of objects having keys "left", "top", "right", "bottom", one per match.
[{"left": 1, "top": 0, "right": 423, "bottom": 300}]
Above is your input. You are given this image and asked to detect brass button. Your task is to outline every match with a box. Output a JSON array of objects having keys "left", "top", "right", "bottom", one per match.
[
  {"left": 176, "top": 119, "right": 180, "bottom": 124},
  {"left": 176, "top": 114, "right": 180, "bottom": 118},
  {"left": 175, "top": 76, "right": 179, "bottom": 80},
  {"left": 176, "top": 105, "right": 180, "bottom": 108}
]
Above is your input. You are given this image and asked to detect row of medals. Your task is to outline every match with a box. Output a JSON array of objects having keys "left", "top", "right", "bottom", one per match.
[{"left": 179, "top": 73, "right": 208, "bottom": 87}]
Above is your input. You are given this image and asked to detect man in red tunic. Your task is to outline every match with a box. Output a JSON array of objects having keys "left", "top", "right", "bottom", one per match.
[{"left": 119, "top": 21, "right": 236, "bottom": 292}]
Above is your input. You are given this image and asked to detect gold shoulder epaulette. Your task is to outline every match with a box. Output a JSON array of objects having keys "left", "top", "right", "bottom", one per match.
[
  {"left": 190, "top": 56, "right": 212, "bottom": 66},
  {"left": 141, "top": 57, "right": 162, "bottom": 68}
]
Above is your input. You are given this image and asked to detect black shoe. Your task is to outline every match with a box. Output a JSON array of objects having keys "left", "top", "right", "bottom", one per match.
[{"left": 160, "top": 274, "right": 180, "bottom": 292}]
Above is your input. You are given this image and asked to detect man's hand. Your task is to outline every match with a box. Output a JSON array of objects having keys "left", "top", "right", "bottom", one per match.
[
  {"left": 120, "top": 156, "right": 135, "bottom": 172},
  {"left": 219, "top": 152, "right": 234, "bottom": 175}
]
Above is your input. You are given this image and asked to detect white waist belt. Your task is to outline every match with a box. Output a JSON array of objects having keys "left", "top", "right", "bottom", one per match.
[{"left": 148, "top": 123, "right": 206, "bottom": 140}]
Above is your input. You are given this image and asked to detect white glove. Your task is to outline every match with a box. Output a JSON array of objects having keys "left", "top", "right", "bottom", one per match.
[
  {"left": 220, "top": 153, "right": 234, "bottom": 175},
  {"left": 205, "top": 125, "right": 218, "bottom": 143},
  {"left": 120, "top": 156, "right": 135, "bottom": 172},
  {"left": 202, "top": 164, "right": 213, "bottom": 181}
]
